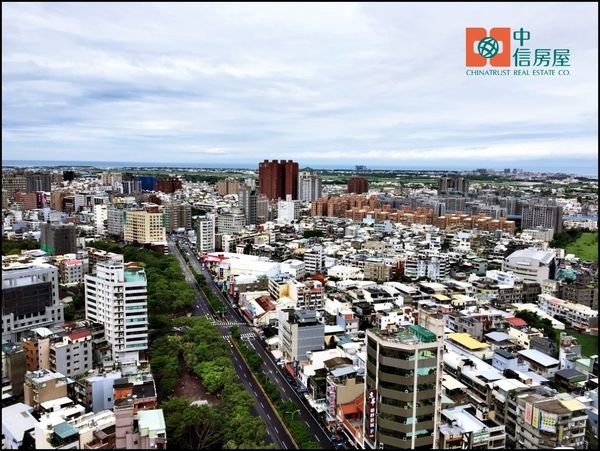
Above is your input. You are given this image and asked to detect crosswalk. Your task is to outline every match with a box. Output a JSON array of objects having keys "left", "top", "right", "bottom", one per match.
[
  {"left": 222, "top": 332, "right": 256, "bottom": 342},
  {"left": 203, "top": 312, "right": 246, "bottom": 326}
]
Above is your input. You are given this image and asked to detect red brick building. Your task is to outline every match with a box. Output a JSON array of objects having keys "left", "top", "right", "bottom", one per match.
[
  {"left": 156, "top": 177, "right": 182, "bottom": 194},
  {"left": 258, "top": 160, "right": 299, "bottom": 200},
  {"left": 347, "top": 176, "right": 368, "bottom": 194}
]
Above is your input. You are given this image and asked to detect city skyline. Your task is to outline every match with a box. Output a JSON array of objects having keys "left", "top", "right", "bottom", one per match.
[{"left": 3, "top": 3, "right": 598, "bottom": 173}]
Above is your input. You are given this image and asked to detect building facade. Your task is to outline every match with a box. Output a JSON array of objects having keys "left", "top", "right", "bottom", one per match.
[
  {"left": 258, "top": 159, "right": 299, "bottom": 200},
  {"left": 123, "top": 207, "right": 166, "bottom": 244},
  {"left": 197, "top": 214, "right": 216, "bottom": 253},
  {"left": 298, "top": 171, "right": 322, "bottom": 201},
  {"left": 40, "top": 222, "right": 77, "bottom": 256},
  {"left": 363, "top": 321, "right": 444, "bottom": 450},
  {"left": 2, "top": 263, "right": 63, "bottom": 341},
  {"left": 521, "top": 203, "right": 563, "bottom": 234},
  {"left": 85, "top": 261, "right": 148, "bottom": 365},
  {"left": 347, "top": 176, "right": 369, "bottom": 194}
]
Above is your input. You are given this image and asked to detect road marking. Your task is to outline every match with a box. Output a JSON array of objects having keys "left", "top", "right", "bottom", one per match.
[
  {"left": 266, "top": 414, "right": 271, "bottom": 420},
  {"left": 314, "top": 434, "right": 319, "bottom": 441},
  {"left": 260, "top": 402, "right": 265, "bottom": 408},
  {"left": 253, "top": 390, "right": 258, "bottom": 396},
  {"left": 282, "top": 443, "right": 287, "bottom": 449}
]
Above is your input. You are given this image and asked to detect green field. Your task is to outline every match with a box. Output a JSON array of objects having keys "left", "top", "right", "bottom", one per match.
[
  {"left": 566, "top": 232, "right": 598, "bottom": 262},
  {"left": 561, "top": 329, "right": 599, "bottom": 358}
]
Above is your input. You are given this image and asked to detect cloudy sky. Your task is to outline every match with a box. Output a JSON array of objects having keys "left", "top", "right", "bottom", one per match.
[{"left": 2, "top": 2, "right": 598, "bottom": 174}]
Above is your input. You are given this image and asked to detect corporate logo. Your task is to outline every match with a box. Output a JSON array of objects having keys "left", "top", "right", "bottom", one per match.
[{"left": 465, "top": 27, "right": 571, "bottom": 77}]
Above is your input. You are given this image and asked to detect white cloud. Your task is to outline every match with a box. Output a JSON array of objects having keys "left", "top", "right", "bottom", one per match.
[{"left": 2, "top": 2, "right": 597, "bottom": 173}]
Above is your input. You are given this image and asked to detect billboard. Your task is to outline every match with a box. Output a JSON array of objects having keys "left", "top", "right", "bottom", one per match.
[
  {"left": 367, "top": 389, "right": 377, "bottom": 440},
  {"left": 327, "top": 383, "right": 337, "bottom": 418}
]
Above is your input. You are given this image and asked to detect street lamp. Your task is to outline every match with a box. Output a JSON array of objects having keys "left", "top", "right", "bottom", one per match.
[{"left": 286, "top": 409, "right": 301, "bottom": 420}]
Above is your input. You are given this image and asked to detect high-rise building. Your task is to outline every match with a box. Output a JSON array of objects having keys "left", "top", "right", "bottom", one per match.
[
  {"left": 137, "top": 176, "right": 157, "bottom": 191},
  {"left": 94, "top": 204, "right": 108, "bottom": 236},
  {"left": 155, "top": 176, "right": 182, "bottom": 194},
  {"left": 257, "top": 194, "right": 270, "bottom": 223},
  {"left": 216, "top": 177, "right": 241, "bottom": 196},
  {"left": 239, "top": 186, "right": 258, "bottom": 226},
  {"left": 363, "top": 321, "right": 444, "bottom": 450},
  {"left": 163, "top": 201, "right": 192, "bottom": 232},
  {"left": 121, "top": 173, "right": 142, "bottom": 195},
  {"left": 304, "top": 245, "right": 324, "bottom": 274},
  {"left": 438, "top": 177, "right": 469, "bottom": 195},
  {"left": 107, "top": 205, "right": 128, "bottom": 238},
  {"left": 258, "top": 160, "right": 299, "bottom": 200},
  {"left": 197, "top": 214, "right": 216, "bottom": 253},
  {"left": 123, "top": 206, "right": 166, "bottom": 244},
  {"left": 85, "top": 260, "right": 148, "bottom": 364},
  {"left": 298, "top": 171, "right": 322, "bottom": 201},
  {"left": 2, "top": 263, "right": 63, "bottom": 341},
  {"left": 521, "top": 203, "right": 563, "bottom": 233},
  {"left": 217, "top": 209, "right": 246, "bottom": 235},
  {"left": 26, "top": 172, "right": 52, "bottom": 193},
  {"left": 40, "top": 222, "right": 77, "bottom": 255},
  {"left": 278, "top": 195, "right": 301, "bottom": 223},
  {"left": 279, "top": 309, "right": 325, "bottom": 362},
  {"left": 2, "top": 173, "right": 27, "bottom": 200},
  {"left": 347, "top": 176, "right": 369, "bottom": 194}
]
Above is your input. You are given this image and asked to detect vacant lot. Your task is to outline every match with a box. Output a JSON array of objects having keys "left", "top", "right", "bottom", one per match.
[
  {"left": 561, "top": 329, "right": 599, "bottom": 358},
  {"left": 566, "top": 232, "right": 598, "bottom": 262}
]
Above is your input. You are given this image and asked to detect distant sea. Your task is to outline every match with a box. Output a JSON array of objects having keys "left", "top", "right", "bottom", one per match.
[
  {"left": 2, "top": 159, "right": 598, "bottom": 177},
  {"left": 2, "top": 160, "right": 254, "bottom": 170}
]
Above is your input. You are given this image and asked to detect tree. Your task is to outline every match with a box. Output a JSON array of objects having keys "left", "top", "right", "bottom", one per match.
[
  {"left": 161, "top": 397, "right": 224, "bottom": 450},
  {"left": 1, "top": 239, "right": 39, "bottom": 255}
]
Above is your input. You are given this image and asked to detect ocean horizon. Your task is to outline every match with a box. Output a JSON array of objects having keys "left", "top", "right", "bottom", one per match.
[{"left": 2, "top": 159, "right": 598, "bottom": 177}]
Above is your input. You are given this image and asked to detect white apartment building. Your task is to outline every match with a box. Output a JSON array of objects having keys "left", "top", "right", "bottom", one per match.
[
  {"left": 298, "top": 171, "right": 322, "bottom": 201},
  {"left": 59, "top": 259, "right": 84, "bottom": 285},
  {"left": 304, "top": 245, "right": 325, "bottom": 274},
  {"left": 2, "top": 263, "right": 64, "bottom": 341},
  {"left": 502, "top": 248, "right": 555, "bottom": 284},
  {"left": 404, "top": 252, "right": 450, "bottom": 281},
  {"left": 85, "top": 260, "right": 148, "bottom": 365},
  {"left": 538, "top": 294, "right": 598, "bottom": 331},
  {"left": 107, "top": 205, "right": 127, "bottom": 238},
  {"left": 217, "top": 210, "right": 246, "bottom": 235},
  {"left": 197, "top": 214, "right": 216, "bottom": 253},
  {"left": 94, "top": 204, "right": 108, "bottom": 236},
  {"left": 278, "top": 195, "right": 301, "bottom": 223}
]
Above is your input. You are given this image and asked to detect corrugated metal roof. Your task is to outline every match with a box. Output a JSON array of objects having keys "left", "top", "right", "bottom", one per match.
[
  {"left": 517, "top": 349, "right": 559, "bottom": 367},
  {"left": 447, "top": 333, "right": 489, "bottom": 350}
]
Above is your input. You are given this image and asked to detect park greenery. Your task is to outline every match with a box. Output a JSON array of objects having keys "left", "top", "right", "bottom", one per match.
[
  {"left": 230, "top": 326, "right": 320, "bottom": 449},
  {"left": 155, "top": 317, "right": 274, "bottom": 449},
  {"left": 565, "top": 232, "right": 598, "bottom": 262},
  {"left": 90, "top": 239, "right": 273, "bottom": 449},
  {"left": 1, "top": 238, "right": 40, "bottom": 255},
  {"left": 549, "top": 228, "right": 589, "bottom": 251},
  {"left": 514, "top": 310, "right": 559, "bottom": 343}
]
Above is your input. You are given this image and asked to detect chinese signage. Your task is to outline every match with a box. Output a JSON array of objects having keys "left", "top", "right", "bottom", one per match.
[
  {"left": 367, "top": 389, "right": 377, "bottom": 441},
  {"left": 466, "top": 27, "right": 571, "bottom": 77},
  {"left": 327, "top": 383, "right": 337, "bottom": 418},
  {"left": 472, "top": 430, "right": 490, "bottom": 444}
]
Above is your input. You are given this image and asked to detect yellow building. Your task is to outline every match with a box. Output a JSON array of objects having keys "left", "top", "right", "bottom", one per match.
[{"left": 123, "top": 207, "right": 166, "bottom": 244}]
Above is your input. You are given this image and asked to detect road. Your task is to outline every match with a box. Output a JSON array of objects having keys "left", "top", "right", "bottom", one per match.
[
  {"left": 174, "top": 238, "right": 333, "bottom": 449},
  {"left": 168, "top": 238, "right": 296, "bottom": 450}
]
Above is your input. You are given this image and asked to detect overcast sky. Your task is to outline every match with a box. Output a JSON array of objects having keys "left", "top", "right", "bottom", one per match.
[{"left": 2, "top": 2, "right": 598, "bottom": 174}]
